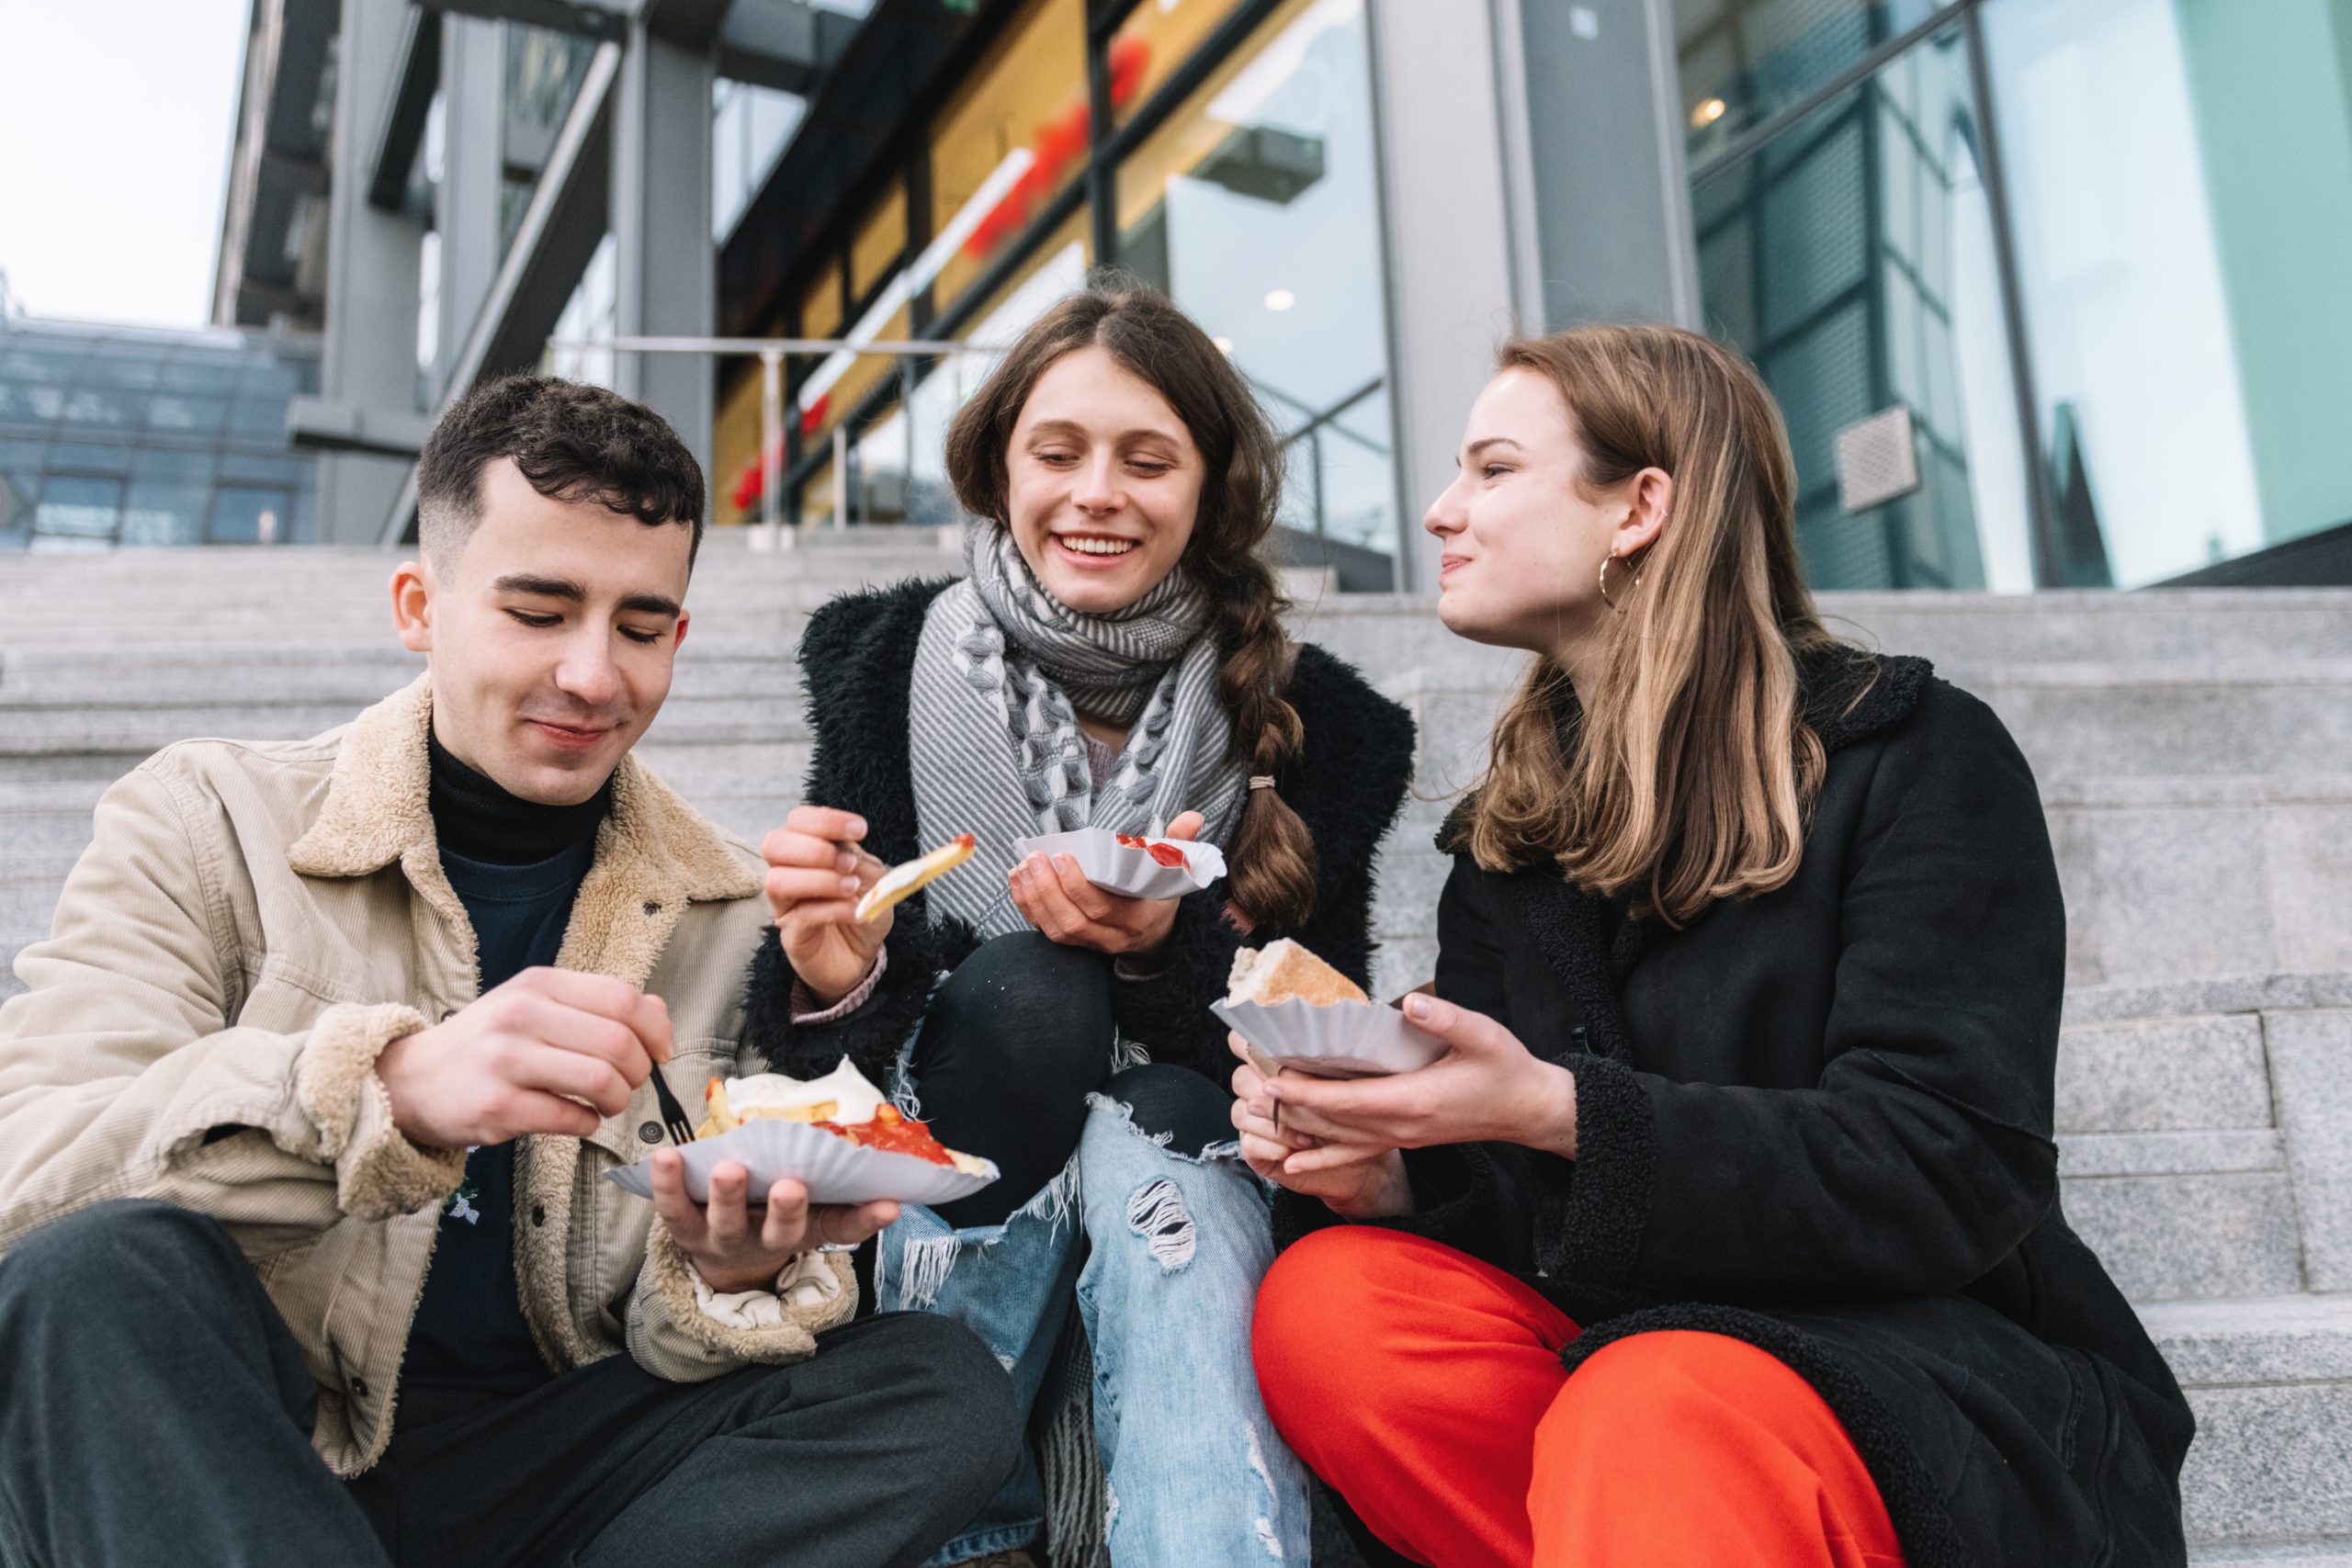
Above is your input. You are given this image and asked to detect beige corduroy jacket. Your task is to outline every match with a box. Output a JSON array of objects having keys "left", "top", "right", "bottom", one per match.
[{"left": 0, "top": 674, "right": 853, "bottom": 1475}]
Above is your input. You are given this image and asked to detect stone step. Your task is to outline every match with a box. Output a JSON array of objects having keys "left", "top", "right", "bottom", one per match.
[
  {"left": 2145, "top": 1293, "right": 2352, "bottom": 1551},
  {"left": 0, "top": 692, "right": 812, "bottom": 757},
  {"left": 1292, "top": 588, "right": 2352, "bottom": 680},
  {"left": 2195, "top": 1546, "right": 2352, "bottom": 1566},
  {"left": 1375, "top": 662, "right": 2352, "bottom": 788}
]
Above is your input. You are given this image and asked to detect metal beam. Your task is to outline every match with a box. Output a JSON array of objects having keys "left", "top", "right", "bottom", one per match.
[
  {"left": 257, "top": 143, "right": 331, "bottom": 198},
  {"left": 714, "top": 0, "right": 855, "bottom": 94},
  {"left": 416, "top": 0, "right": 627, "bottom": 44},
  {"left": 287, "top": 394, "right": 434, "bottom": 457},
  {"left": 367, "top": 6, "right": 443, "bottom": 211},
  {"left": 382, "top": 38, "right": 621, "bottom": 543}
]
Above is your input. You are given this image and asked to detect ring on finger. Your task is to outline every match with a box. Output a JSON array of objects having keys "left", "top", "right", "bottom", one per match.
[{"left": 812, "top": 1207, "right": 857, "bottom": 1255}]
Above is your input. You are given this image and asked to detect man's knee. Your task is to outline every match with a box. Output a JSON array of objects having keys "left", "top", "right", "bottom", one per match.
[
  {"left": 856, "top": 1312, "right": 1023, "bottom": 1495},
  {"left": 1, "top": 1200, "right": 244, "bottom": 1306}
]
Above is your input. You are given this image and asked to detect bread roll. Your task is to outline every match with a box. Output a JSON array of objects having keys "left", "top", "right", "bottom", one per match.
[{"left": 1225, "top": 938, "right": 1367, "bottom": 1008}]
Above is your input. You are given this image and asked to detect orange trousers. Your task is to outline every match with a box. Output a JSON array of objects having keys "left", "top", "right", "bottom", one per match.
[{"left": 1253, "top": 1227, "right": 1906, "bottom": 1568}]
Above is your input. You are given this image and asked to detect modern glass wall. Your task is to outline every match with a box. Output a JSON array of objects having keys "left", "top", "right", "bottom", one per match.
[
  {"left": 542, "top": 234, "right": 618, "bottom": 389},
  {"left": 712, "top": 81, "right": 806, "bottom": 243},
  {"left": 714, "top": 0, "right": 1401, "bottom": 579},
  {"left": 1674, "top": 0, "right": 2352, "bottom": 589},
  {"left": 500, "top": 25, "right": 599, "bottom": 251},
  {"left": 0, "top": 319, "right": 321, "bottom": 551}
]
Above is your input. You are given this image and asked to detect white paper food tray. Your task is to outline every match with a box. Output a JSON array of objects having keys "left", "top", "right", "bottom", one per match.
[
  {"left": 606, "top": 1119, "right": 999, "bottom": 1206},
  {"left": 1013, "top": 826, "right": 1227, "bottom": 900},
  {"left": 1211, "top": 998, "right": 1447, "bottom": 1079}
]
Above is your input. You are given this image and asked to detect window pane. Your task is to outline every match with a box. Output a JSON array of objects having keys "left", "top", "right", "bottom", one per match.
[
  {"left": 927, "top": 0, "right": 1087, "bottom": 308},
  {"left": 849, "top": 183, "right": 909, "bottom": 301},
  {"left": 1691, "top": 27, "right": 2034, "bottom": 591},
  {"left": 1984, "top": 0, "right": 2352, "bottom": 585},
  {"left": 1106, "top": 0, "right": 1249, "bottom": 129},
  {"left": 797, "top": 303, "right": 910, "bottom": 449},
  {"left": 121, "top": 479, "right": 210, "bottom": 547},
  {"left": 1676, "top": 0, "right": 1948, "bottom": 171},
  {"left": 34, "top": 474, "right": 124, "bottom": 545},
  {"left": 209, "top": 486, "right": 293, "bottom": 545},
  {"left": 502, "top": 25, "right": 598, "bottom": 251},
  {"left": 0, "top": 468, "right": 35, "bottom": 547},
  {"left": 872, "top": 209, "right": 1096, "bottom": 529},
  {"left": 1114, "top": 0, "right": 1397, "bottom": 558},
  {"left": 800, "top": 256, "right": 843, "bottom": 341}
]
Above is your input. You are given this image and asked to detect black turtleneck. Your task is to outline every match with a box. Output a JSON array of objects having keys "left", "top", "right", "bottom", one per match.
[
  {"left": 427, "top": 733, "right": 613, "bottom": 866},
  {"left": 402, "top": 733, "right": 613, "bottom": 1414}
]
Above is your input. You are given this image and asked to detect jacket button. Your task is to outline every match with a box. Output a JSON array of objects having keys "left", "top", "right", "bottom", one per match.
[
  {"left": 530, "top": 1203, "right": 546, "bottom": 1227},
  {"left": 639, "top": 1121, "right": 663, "bottom": 1144},
  {"left": 643, "top": 901, "right": 662, "bottom": 916},
  {"left": 350, "top": 1378, "right": 369, "bottom": 1400}
]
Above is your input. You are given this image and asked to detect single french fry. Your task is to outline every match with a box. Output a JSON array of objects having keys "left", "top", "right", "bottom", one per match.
[{"left": 855, "top": 833, "right": 978, "bottom": 923}]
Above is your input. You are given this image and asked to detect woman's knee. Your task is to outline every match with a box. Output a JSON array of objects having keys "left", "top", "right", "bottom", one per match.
[
  {"left": 933, "top": 931, "right": 1113, "bottom": 1085},
  {"left": 1102, "top": 1063, "right": 1233, "bottom": 1156},
  {"left": 1541, "top": 1330, "right": 1786, "bottom": 1460},
  {"left": 1252, "top": 1228, "right": 1406, "bottom": 1408}
]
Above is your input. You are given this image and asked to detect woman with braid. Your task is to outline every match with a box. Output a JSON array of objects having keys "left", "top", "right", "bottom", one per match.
[{"left": 742, "top": 282, "right": 1414, "bottom": 1566}]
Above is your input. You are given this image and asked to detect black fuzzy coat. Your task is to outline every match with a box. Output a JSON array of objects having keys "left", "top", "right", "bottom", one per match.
[
  {"left": 1278, "top": 651, "right": 2196, "bottom": 1568},
  {"left": 743, "top": 578, "right": 1417, "bottom": 1088}
]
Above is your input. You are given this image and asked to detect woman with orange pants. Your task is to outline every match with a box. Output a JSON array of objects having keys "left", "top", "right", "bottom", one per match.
[{"left": 1230, "top": 325, "right": 2196, "bottom": 1568}]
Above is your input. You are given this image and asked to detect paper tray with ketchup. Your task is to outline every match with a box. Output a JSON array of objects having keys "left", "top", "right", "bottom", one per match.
[
  {"left": 1212, "top": 939, "right": 1445, "bottom": 1079},
  {"left": 1012, "top": 826, "right": 1227, "bottom": 900},
  {"left": 607, "top": 1060, "right": 998, "bottom": 1207}
]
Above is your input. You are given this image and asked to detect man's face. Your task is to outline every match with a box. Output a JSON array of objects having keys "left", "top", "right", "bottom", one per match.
[{"left": 392, "top": 457, "right": 694, "bottom": 806}]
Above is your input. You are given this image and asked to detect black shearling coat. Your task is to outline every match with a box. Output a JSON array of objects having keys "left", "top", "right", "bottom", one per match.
[
  {"left": 1277, "top": 650, "right": 2195, "bottom": 1568},
  {"left": 743, "top": 578, "right": 1416, "bottom": 1089}
]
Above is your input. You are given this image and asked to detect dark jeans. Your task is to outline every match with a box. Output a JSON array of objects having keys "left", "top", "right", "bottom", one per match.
[
  {"left": 910, "top": 933, "right": 1244, "bottom": 1230},
  {"left": 910, "top": 931, "right": 1116, "bottom": 1228},
  {"left": 0, "top": 1200, "right": 1021, "bottom": 1568}
]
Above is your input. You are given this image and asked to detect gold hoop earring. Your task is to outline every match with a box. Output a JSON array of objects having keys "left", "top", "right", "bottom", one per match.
[{"left": 1599, "top": 551, "right": 1642, "bottom": 615}]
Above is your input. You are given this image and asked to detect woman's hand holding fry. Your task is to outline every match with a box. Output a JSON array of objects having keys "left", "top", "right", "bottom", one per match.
[{"left": 761, "top": 805, "right": 890, "bottom": 1006}]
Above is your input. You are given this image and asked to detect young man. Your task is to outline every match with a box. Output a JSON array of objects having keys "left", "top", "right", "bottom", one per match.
[{"left": 0, "top": 377, "right": 1019, "bottom": 1568}]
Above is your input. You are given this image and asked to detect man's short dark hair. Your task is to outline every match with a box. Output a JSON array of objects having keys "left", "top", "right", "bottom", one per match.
[{"left": 415, "top": 376, "right": 707, "bottom": 570}]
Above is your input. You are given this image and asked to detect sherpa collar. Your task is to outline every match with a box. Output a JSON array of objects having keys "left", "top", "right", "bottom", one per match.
[{"left": 288, "top": 673, "right": 759, "bottom": 987}]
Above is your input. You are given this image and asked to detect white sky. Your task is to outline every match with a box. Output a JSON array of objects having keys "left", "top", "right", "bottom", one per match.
[{"left": 0, "top": 0, "right": 249, "bottom": 329}]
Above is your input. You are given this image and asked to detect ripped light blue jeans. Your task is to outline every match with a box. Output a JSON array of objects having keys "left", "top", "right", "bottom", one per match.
[{"left": 876, "top": 1069, "right": 1310, "bottom": 1565}]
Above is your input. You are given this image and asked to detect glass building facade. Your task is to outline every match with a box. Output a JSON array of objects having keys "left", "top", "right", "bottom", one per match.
[
  {"left": 0, "top": 318, "right": 321, "bottom": 552},
  {"left": 1675, "top": 0, "right": 2352, "bottom": 590},
  {"left": 196, "top": 0, "right": 2347, "bottom": 586},
  {"left": 710, "top": 0, "right": 1400, "bottom": 581}
]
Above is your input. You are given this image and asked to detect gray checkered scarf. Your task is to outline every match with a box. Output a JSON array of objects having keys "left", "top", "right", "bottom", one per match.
[{"left": 909, "top": 525, "right": 1246, "bottom": 940}]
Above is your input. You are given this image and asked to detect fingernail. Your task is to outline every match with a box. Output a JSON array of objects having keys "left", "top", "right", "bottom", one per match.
[
  {"left": 848, "top": 817, "right": 867, "bottom": 837},
  {"left": 841, "top": 875, "right": 860, "bottom": 895},
  {"left": 1406, "top": 994, "right": 1432, "bottom": 1021},
  {"left": 836, "top": 851, "right": 856, "bottom": 873}
]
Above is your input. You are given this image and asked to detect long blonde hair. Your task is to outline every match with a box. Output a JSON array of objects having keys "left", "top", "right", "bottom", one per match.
[{"left": 1464, "top": 324, "right": 1847, "bottom": 925}]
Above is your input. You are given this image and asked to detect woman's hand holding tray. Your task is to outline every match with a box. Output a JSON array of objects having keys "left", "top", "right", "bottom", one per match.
[
  {"left": 1211, "top": 998, "right": 1446, "bottom": 1080},
  {"left": 1014, "top": 826, "right": 1227, "bottom": 901}
]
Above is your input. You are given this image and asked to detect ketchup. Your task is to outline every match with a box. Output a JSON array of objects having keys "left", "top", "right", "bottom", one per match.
[
  {"left": 812, "top": 1104, "right": 956, "bottom": 1167},
  {"left": 1115, "top": 833, "right": 1190, "bottom": 868}
]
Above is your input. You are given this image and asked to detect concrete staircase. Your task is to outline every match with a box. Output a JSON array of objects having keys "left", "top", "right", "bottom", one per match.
[{"left": 5, "top": 536, "right": 2350, "bottom": 1559}]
